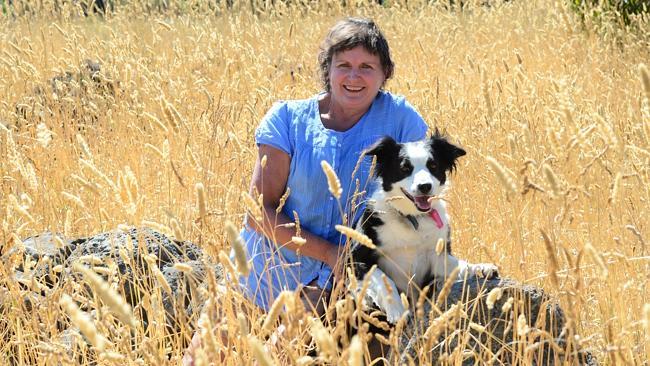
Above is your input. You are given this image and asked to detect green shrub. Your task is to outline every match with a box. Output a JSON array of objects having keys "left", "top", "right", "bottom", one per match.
[{"left": 571, "top": 0, "right": 650, "bottom": 26}]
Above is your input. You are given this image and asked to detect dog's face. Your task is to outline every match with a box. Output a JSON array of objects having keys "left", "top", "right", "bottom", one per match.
[{"left": 366, "top": 132, "right": 466, "bottom": 215}]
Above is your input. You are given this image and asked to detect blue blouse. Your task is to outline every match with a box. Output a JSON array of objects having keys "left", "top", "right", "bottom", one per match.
[{"left": 236, "top": 91, "right": 428, "bottom": 310}]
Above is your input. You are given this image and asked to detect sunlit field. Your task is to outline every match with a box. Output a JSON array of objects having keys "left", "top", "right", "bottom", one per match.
[{"left": 1, "top": 0, "right": 649, "bottom": 364}]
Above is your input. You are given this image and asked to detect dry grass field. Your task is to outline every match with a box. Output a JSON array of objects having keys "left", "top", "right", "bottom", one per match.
[{"left": 1, "top": 0, "right": 649, "bottom": 364}]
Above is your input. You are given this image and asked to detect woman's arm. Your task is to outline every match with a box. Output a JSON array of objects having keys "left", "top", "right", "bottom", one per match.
[{"left": 247, "top": 144, "right": 341, "bottom": 270}]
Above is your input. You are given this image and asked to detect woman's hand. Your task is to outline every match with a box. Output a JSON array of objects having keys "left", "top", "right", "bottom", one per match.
[{"left": 324, "top": 244, "right": 344, "bottom": 282}]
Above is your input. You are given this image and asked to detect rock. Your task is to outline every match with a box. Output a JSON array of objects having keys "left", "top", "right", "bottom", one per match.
[
  {"left": 50, "top": 59, "right": 118, "bottom": 98},
  {"left": 392, "top": 277, "right": 596, "bottom": 365},
  {"left": 13, "top": 59, "right": 119, "bottom": 130},
  {"left": 13, "top": 227, "right": 222, "bottom": 332}
]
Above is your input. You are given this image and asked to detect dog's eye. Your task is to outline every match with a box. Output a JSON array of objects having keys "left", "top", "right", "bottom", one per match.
[
  {"left": 427, "top": 161, "right": 438, "bottom": 170},
  {"left": 400, "top": 162, "right": 413, "bottom": 174}
]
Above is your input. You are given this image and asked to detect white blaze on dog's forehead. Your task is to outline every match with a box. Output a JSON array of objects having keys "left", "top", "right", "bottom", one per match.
[{"left": 401, "top": 141, "right": 432, "bottom": 164}]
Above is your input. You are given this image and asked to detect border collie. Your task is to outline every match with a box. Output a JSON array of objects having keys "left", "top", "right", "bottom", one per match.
[{"left": 350, "top": 131, "right": 499, "bottom": 323}]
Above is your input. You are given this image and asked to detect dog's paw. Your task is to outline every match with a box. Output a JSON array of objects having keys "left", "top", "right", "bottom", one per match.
[
  {"left": 471, "top": 263, "right": 499, "bottom": 279},
  {"left": 383, "top": 299, "right": 406, "bottom": 324},
  {"left": 362, "top": 268, "right": 406, "bottom": 324}
]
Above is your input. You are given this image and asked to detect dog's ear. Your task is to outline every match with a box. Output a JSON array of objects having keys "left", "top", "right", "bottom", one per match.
[
  {"left": 430, "top": 130, "right": 466, "bottom": 172},
  {"left": 365, "top": 136, "right": 402, "bottom": 176},
  {"left": 365, "top": 136, "right": 401, "bottom": 158}
]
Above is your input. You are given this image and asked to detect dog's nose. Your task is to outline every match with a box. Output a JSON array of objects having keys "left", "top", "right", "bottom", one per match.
[{"left": 418, "top": 183, "right": 432, "bottom": 194}]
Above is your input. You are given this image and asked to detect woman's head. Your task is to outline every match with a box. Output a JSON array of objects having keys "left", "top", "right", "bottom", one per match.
[{"left": 318, "top": 17, "right": 394, "bottom": 93}]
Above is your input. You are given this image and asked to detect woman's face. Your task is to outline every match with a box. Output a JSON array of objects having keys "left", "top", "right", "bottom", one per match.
[{"left": 329, "top": 46, "right": 385, "bottom": 111}]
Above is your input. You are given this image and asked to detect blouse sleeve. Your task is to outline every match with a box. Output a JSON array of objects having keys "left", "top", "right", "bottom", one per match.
[
  {"left": 397, "top": 98, "right": 428, "bottom": 142},
  {"left": 254, "top": 101, "right": 293, "bottom": 156}
]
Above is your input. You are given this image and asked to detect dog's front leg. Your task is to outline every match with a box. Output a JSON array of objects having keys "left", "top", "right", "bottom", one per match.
[
  {"left": 355, "top": 267, "right": 406, "bottom": 324},
  {"left": 432, "top": 253, "right": 499, "bottom": 280},
  {"left": 465, "top": 261, "right": 499, "bottom": 279}
]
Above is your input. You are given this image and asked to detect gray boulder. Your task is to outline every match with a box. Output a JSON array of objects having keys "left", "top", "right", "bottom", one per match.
[
  {"left": 392, "top": 277, "right": 596, "bottom": 365},
  {"left": 13, "top": 227, "right": 222, "bottom": 331}
]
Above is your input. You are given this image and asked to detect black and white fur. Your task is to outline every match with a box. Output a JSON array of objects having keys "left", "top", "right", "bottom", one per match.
[{"left": 350, "top": 131, "right": 498, "bottom": 323}]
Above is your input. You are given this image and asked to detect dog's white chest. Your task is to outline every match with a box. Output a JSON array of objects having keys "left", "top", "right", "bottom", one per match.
[{"left": 373, "top": 213, "right": 448, "bottom": 293}]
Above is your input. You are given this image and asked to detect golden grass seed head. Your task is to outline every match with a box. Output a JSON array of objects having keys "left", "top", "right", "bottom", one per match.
[
  {"left": 123, "top": 166, "right": 139, "bottom": 205},
  {"left": 277, "top": 187, "right": 291, "bottom": 214},
  {"left": 9, "top": 194, "right": 35, "bottom": 223},
  {"left": 423, "top": 303, "right": 462, "bottom": 349},
  {"left": 195, "top": 182, "right": 207, "bottom": 221},
  {"left": 143, "top": 255, "right": 173, "bottom": 294},
  {"left": 79, "top": 159, "right": 118, "bottom": 193},
  {"left": 171, "top": 218, "right": 183, "bottom": 241},
  {"left": 197, "top": 311, "right": 222, "bottom": 360},
  {"left": 608, "top": 172, "right": 622, "bottom": 205},
  {"left": 160, "top": 98, "right": 181, "bottom": 133},
  {"left": 70, "top": 174, "right": 100, "bottom": 196},
  {"left": 77, "top": 255, "right": 104, "bottom": 265},
  {"left": 154, "top": 268, "right": 173, "bottom": 295},
  {"left": 62, "top": 191, "right": 86, "bottom": 210},
  {"left": 502, "top": 297, "right": 514, "bottom": 313},
  {"left": 144, "top": 143, "right": 164, "bottom": 159},
  {"left": 141, "top": 220, "right": 172, "bottom": 237},
  {"left": 238, "top": 312, "right": 249, "bottom": 335},
  {"left": 242, "top": 191, "right": 263, "bottom": 223},
  {"left": 335, "top": 225, "right": 375, "bottom": 249},
  {"left": 640, "top": 63, "right": 650, "bottom": 101},
  {"left": 162, "top": 139, "right": 170, "bottom": 161},
  {"left": 346, "top": 267, "right": 358, "bottom": 291},
  {"left": 59, "top": 294, "right": 107, "bottom": 352},
  {"left": 262, "top": 291, "right": 288, "bottom": 334},
  {"left": 436, "top": 267, "right": 460, "bottom": 307},
  {"left": 486, "top": 287, "right": 503, "bottom": 310},
  {"left": 401, "top": 292, "right": 410, "bottom": 310},
  {"left": 292, "top": 210, "right": 301, "bottom": 237},
  {"left": 320, "top": 160, "right": 342, "bottom": 200},
  {"left": 435, "top": 238, "right": 445, "bottom": 255},
  {"left": 540, "top": 229, "right": 560, "bottom": 288},
  {"left": 516, "top": 313, "right": 529, "bottom": 336},
  {"left": 542, "top": 163, "right": 562, "bottom": 198},
  {"left": 143, "top": 112, "right": 169, "bottom": 134},
  {"left": 225, "top": 220, "right": 250, "bottom": 276},
  {"left": 291, "top": 236, "right": 306, "bottom": 246},
  {"left": 218, "top": 250, "right": 238, "bottom": 279},
  {"left": 469, "top": 322, "right": 486, "bottom": 333},
  {"left": 381, "top": 273, "right": 393, "bottom": 298},
  {"left": 76, "top": 134, "right": 93, "bottom": 161},
  {"left": 99, "top": 352, "right": 125, "bottom": 362},
  {"left": 486, "top": 156, "right": 517, "bottom": 194},
  {"left": 347, "top": 335, "right": 363, "bottom": 366},
  {"left": 309, "top": 317, "right": 337, "bottom": 361},
  {"left": 584, "top": 242, "right": 608, "bottom": 278},
  {"left": 172, "top": 263, "right": 193, "bottom": 273},
  {"left": 247, "top": 335, "right": 276, "bottom": 366},
  {"left": 73, "top": 263, "right": 136, "bottom": 328}
]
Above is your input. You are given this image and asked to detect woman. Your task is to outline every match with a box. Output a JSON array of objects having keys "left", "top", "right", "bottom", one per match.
[{"left": 184, "top": 17, "right": 427, "bottom": 364}]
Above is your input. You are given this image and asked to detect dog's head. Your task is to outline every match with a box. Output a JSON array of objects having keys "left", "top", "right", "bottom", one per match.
[{"left": 365, "top": 130, "right": 466, "bottom": 215}]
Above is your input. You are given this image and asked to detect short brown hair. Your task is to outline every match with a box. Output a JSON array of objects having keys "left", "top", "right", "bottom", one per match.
[{"left": 317, "top": 17, "right": 394, "bottom": 92}]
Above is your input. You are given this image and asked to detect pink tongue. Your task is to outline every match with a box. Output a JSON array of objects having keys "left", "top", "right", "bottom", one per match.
[{"left": 414, "top": 196, "right": 431, "bottom": 210}]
